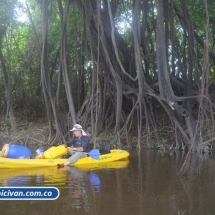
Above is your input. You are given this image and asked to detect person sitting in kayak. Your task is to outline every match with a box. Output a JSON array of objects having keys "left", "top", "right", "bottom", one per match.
[{"left": 57, "top": 124, "right": 90, "bottom": 168}]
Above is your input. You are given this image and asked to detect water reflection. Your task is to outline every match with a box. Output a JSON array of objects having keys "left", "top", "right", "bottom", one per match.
[
  {"left": 1, "top": 151, "right": 215, "bottom": 215},
  {"left": 64, "top": 166, "right": 101, "bottom": 209},
  {"left": 0, "top": 167, "right": 68, "bottom": 186},
  {"left": 89, "top": 172, "right": 100, "bottom": 192},
  {"left": 66, "top": 166, "right": 100, "bottom": 194},
  {"left": 0, "top": 160, "right": 129, "bottom": 214},
  {"left": 130, "top": 150, "right": 215, "bottom": 215},
  {"left": 0, "top": 161, "right": 128, "bottom": 186}
]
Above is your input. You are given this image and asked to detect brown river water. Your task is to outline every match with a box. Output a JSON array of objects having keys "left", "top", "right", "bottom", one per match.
[{"left": 0, "top": 149, "right": 215, "bottom": 215}]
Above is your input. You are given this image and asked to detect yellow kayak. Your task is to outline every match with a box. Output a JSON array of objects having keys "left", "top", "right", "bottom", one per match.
[
  {"left": 0, "top": 149, "right": 129, "bottom": 169},
  {"left": 0, "top": 160, "right": 129, "bottom": 178},
  {"left": 0, "top": 160, "right": 129, "bottom": 187}
]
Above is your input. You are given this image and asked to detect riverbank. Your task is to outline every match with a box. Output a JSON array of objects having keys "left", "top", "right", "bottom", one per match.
[
  {"left": 0, "top": 118, "right": 131, "bottom": 149},
  {"left": 0, "top": 118, "right": 50, "bottom": 146}
]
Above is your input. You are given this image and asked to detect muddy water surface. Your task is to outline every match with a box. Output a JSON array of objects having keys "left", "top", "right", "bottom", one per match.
[{"left": 0, "top": 150, "right": 215, "bottom": 215}]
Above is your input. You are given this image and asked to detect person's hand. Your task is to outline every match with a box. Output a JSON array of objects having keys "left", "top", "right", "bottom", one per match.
[{"left": 67, "top": 147, "right": 72, "bottom": 151}]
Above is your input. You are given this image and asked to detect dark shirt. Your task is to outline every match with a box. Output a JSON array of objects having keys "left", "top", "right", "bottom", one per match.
[{"left": 66, "top": 136, "right": 90, "bottom": 152}]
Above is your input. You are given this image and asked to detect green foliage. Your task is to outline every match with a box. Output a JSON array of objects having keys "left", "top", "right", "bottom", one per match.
[{"left": 160, "top": 138, "right": 168, "bottom": 144}]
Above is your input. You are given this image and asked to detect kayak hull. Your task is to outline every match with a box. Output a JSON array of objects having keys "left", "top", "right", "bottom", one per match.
[{"left": 0, "top": 149, "right": 129, "bottom": 169}]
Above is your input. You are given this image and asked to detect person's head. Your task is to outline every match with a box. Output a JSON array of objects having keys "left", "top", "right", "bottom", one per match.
[{"left": 70, "top": 124, "right": 87, "bottom": 138}]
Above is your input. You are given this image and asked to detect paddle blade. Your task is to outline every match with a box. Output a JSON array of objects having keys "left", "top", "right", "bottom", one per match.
[{"left": 88, "top": 149, "right": 100, "bottom": 160}]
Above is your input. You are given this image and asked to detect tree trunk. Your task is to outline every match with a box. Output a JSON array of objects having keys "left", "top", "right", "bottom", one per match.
[
  {"left": 26, "top": 0, "right": 54, "bottom": 138},
  {"left": 58, "top": 0, "right": 77, "bottom": 124},
  {"left": 0, "top": 41, "right": 17, "bottom": 132},
  {"left": 41, "top": 0, "right": 68, "bottom": 143},
  {"left": 156, "top": 0, "right": 199, "bottom": 150}
]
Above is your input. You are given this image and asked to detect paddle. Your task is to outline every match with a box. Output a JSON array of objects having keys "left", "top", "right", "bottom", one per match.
[
  {"left": 69, "top": 148, "right": 100, "bottom": 160},
  {"left": 87, "top": 149, "right": 100, "bottom": 160}
]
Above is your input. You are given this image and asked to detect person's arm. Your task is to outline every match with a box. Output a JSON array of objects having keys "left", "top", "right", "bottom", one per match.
[
  {"left": 66, "top": 137, "right": 83, "bottom": 151},
  {"left": 67, "top": 136, "right": 90, "bottom": 152},
  {"left": 65, "top": 138, "right": 75, "bottom": 147},
  {"left": 68, "top": 146, "right": 84, "bottom": 152},
  {"left": 68, "top": 140, "right": 84, "bottom": 152}
]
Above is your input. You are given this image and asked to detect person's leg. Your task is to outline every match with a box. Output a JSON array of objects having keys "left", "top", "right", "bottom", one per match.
[
  {"left": 63, "top": 149, "right": 74, "bottom": 158},
  {"left": 68, "top": 152, "right": 87, "bottom": 164},
  {"left": 57, "top": 152, "right": 87, "bottom": 168}
]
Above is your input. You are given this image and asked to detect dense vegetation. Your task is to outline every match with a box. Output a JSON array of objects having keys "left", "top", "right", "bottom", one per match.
[{"left": 1, "top": 0, "right": 215, "bottom": 156}]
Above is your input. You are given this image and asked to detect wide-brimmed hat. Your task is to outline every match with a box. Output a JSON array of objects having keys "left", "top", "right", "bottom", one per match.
[{"left": 70, "top": 124, "right": 87, "bottom": 136}]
